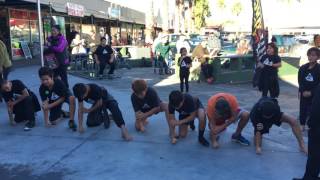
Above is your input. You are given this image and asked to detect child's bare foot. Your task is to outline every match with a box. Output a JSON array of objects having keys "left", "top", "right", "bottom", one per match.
[
  {"left": 171, "top": 137, "right": 178, "bottom": 144},
  {"left": 122, "top": 133, "right": 133, "bottom": 141},
  {"left": 300, "top": 145, "right": 307, "bottom": 155},
  {"left": 212, "top": 141, "right": 219, "bottom": 149},
  {"left": 256, "top": 147, "right": 262, "bottom": 155}
]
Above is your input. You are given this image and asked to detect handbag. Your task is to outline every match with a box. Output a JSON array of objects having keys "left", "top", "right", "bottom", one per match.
[{"left": 44, "top": 53, "right": 59, "bottom": 69}]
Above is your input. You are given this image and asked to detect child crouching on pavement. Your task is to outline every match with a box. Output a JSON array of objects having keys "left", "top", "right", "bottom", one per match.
[
  {"left": 250, "top": 97, "right": 307, "bottom": 155},
  {"left": 168, "top": 90, "right": 209, "bottom": 146},
  {"left": 131, "top": 79, "right": 169, "bottom": 132},
  {"left": 73, "top": 83, "right": 132, "bottom": 141},
  {"left": 0, "top": 79, "right": 41, "bottom": 131},
  {"left": 38, "top": 67, "right": 77, "bottom": 130}
]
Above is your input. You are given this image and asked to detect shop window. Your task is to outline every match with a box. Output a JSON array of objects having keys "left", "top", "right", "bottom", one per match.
[{"left": 10, "top": 18, "right": 31, "bottom": 60}]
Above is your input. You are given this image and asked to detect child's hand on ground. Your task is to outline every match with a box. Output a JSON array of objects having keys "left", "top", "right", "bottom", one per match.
[{"left": 256, "top": 147, "right": 262, "bottom": 155}]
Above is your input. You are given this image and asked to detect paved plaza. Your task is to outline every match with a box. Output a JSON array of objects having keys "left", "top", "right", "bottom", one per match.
[{"left": 0, "top": 66, "right": 308, "bottom": 180}]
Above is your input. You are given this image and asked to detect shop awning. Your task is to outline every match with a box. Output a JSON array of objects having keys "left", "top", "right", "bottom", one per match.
[{"left": 20, "top": 0, "right": 111, "bottom": 19}]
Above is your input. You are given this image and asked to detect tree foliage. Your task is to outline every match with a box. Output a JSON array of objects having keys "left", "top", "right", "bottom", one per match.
[
  {"left": 217, "top": 0, "right": 226, "bottom": 9},
  {"left": 193, "top": 0, "right": 211, "bottom": 30},
  {"left": 231, "top": 1, "right": 243, "bottom": 16}
]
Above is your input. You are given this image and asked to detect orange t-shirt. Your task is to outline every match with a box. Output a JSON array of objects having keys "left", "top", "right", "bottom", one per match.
[{"left": 207, "top": 93, "right": 239, "bottom": 125}]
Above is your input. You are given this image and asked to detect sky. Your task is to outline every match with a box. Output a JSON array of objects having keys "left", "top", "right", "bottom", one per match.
[{"left": 106, "top": 0, "right": 320, "bottom": 30}]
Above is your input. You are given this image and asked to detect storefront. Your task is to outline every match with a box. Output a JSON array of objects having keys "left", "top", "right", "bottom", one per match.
[
  {"left": 8, "top": 9, "right": 40, "bottom": 60},
  {"left": 0, "top": 0, "right": 145, "bottom": 64}
]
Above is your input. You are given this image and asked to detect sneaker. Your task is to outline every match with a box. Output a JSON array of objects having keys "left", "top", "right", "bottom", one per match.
[
  {"left": 232, "top": 134, "right": 250, "bottom": 146},
  {"left": 198, "top": 136, "right": 210, "bottom": 147},
  {"left": 24, "top": 121, "right": 35, "bottom": 131},
  {"left": 68, "top": 120, "right": 77, "bottom": 131}
]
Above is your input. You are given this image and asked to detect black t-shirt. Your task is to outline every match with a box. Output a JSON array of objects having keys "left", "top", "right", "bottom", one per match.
[
  {"left": 169, "top": 94, "right": 196, "bottom": 115},
  {"left": 250, "top": 98, "right": 283, "bottom": 134},
  {"left": 298, "top": 63, "right": 320, "bottom": 96},
  {"left": 1, "top": 80, "right": 27, "bottom": 102},
  {"left": 131, "top": 87, "right": 161, "bottom": 112},
  {"left": 78, "top": 84, "right": 114, "bottom": 104},
  {"left": 179, "top": 56, "right": 192, "bottom": 72},
  {"left": 309, "top": 85, "right": 320, "bottom": 129},
  {"left": 94, "top": 45, "right": 113, "bottom": 63},
  {"left": 39, "top": 79, "right": 69, "bottom": 103},
  {"left": 260, "top": 54, "right": 281, "bottom": 77}
]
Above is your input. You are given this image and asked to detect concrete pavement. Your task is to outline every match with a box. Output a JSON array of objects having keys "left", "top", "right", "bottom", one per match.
[{"left": 0, "top": 66, "right": 308, "bottom": 180}]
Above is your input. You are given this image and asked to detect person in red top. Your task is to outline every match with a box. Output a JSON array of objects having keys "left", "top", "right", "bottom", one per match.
[{"left": 207, "top": 93, "right": 250, "bottom": 148}]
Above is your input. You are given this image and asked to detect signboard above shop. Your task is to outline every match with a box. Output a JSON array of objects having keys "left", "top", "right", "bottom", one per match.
[
  {"left": 108, "top": 7, "right": 120, "bottom": 19},
  {"left": 66, "top": 2, "right": 85, "bottom": 17}
]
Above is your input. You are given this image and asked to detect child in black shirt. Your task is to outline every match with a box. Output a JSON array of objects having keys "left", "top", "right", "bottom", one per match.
[
  {"left": 258, "top": 43, "right": 282, "bottom": 98},
  {"left": 178, "top": 47, "right": 192, "bottom": 92},
  {"left": 131, "top": 79, "right": 169, "bottom": 132},
  {"left": 0, "top": 79, "right": 40, "bottom": 131},
  {"left": 73, "top": 83, "right": 132, "bottom": 141},
  {"left": 298, "top": 47, "right": 320, "bottom": 131},
  {"left": 168, "top": 90, "right": 209, "bottom": 146},
  {"left": 250, "top": 97, "right": 306, "bottom": 155},
  {"left": 38, "top": 67, "right": 76, "bottom": 130}
]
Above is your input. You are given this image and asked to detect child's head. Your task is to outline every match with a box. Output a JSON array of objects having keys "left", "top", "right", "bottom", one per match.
[
  {"left": 38, "top": 67, "right": 54, "bottom": 87},
  {"left": 266, "top": 43, "right": 278, "bottom": 56},
  {"left": 307, "top": 47, "right": 320, "bottom": 63},
  {"left": 100, "top": 37, "right": 107, "bottom": 46},
  {"left": 132, "top": 79, "right": 147, "bottom": 99},
  {"left": 73, "top": 83, "right": 88, "bottom": 100},
  {"left": 169, "top": 90, "right": 184, "bottom": 109},
  {"left": 215, "top": 98, "right": 232, "bottom": 120},
  {"left": 0, "top": 80, "right": 11, "bottom": 92},
  {"left": 180, "top": 47, "right": 187, "bottom": 56},
  {"left": 314, "top": 34, "right": 320, "bottom": 47}
]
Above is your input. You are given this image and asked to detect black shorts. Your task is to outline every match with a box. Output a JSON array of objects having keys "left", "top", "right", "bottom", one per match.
[
  {"left": 49, "top": 93, "right": 72, "bottom": 121},
  {"left": 49, "top": 104, "right": 63, "bottom": 122}
]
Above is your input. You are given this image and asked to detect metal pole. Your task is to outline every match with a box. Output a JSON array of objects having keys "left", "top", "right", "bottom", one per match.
[{"left": 37, "top": 0, "right": 44, "bottom": 66}]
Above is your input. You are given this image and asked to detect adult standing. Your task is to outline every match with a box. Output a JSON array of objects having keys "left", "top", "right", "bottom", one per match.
[
  {"left": 155, "top": 37, "right": 171, "bottom": 75},
  {"left": 293, "top": 85, "right": 320, "bottom": 180},
  {"left": 47, "top": 25, "right": 70, "bottom": 88},
  {"left": 94, "top": 37, "right": 115, "bottom": 79},
  {"left": 0, "top": 39, "right": 12, "bottom": 81},
  {"left": 192, "top": 41, "right": 216, "bottom": 84}
]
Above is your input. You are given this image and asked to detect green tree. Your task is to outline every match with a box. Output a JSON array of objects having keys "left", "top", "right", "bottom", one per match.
[
  {"left": 217, "top": 0, "right": 226, "bottom": 10},
  {"left": 231, "top": 1, "right": 243, "bottom": 16},
  {"left": 193, "top": 0, "right": 211, "bottom": 30}
]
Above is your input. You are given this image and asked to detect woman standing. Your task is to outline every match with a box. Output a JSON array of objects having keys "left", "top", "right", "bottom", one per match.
[
  {"left": 47, "top": 25, "right": 70, "bottom": 88},
  {"left": 258, "top": 43, "right": 282, "bottom": 98}
]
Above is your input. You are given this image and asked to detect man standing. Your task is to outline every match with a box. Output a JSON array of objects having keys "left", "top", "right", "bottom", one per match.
[
  {"left": 192, "top": 41, "right": 217, "bottom": 84},
  {"left": 155, "top": 37, "right": 171, "bottom": 75},
  {"left": 94, "top": 37, "right": 115, "bottom": 79},
  {"left": 0, "top": 39, "right": 11, "bottom": 81},
  {"left": 293, "top": 85, "right": 320, "bottom": 180}
]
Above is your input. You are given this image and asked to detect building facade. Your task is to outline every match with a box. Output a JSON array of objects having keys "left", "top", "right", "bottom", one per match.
[{"left": 0, "top": 0, "right": 145, "bottom": 65}]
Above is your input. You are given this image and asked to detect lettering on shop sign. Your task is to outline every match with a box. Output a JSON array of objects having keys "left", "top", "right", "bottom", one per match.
[
  {"left": 20, "top": 41, "right": 32, "bottom": 59},
  {"left": 66, "top": 2, "right": 85, "bottom": 17}
]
